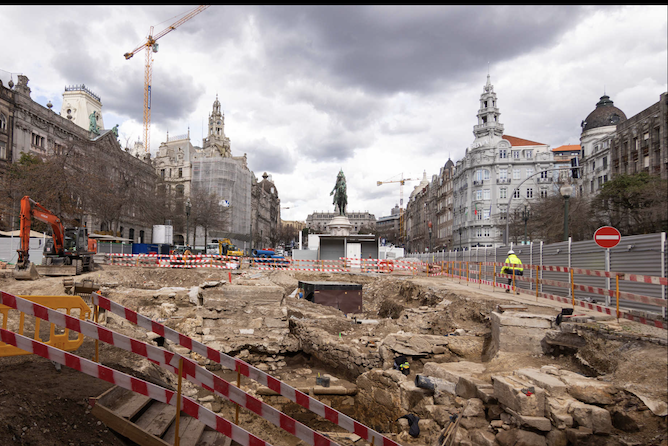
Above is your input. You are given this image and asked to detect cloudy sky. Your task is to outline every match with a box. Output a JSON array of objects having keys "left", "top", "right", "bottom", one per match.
[{"left": 1, "top": 5, "right": 666, "bottom": 221}]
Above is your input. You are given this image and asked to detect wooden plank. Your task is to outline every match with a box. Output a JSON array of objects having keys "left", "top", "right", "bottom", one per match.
[
  {"left": 135, "top": 401, "right": 176, "bottom": 438},
  {"left": 177, "top": 416, "right": 206, "bottom": 446},
  {"left": 113, "top": 392, "right": 153, "bottom": 420},
  {"left": 198, "top": 430, "right": 232, "bottom": 446},
  {"left": 163, "top": 415, "right": 197, "bottom": 444},
  {"left": 91, "top": 400, "right": 171, "bottom": 446},
  {"left": 96, "top": 386, "right": 128, "bottom": 407}
]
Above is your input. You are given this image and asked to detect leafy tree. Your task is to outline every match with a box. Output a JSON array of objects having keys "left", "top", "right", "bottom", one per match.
[{"left": 591, "top": 173, "right": 667, "bottom": 235}]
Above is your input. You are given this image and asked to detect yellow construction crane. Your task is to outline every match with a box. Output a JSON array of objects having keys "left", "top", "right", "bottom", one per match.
[
  {"left": 124, "top": 5, "right": 211, "bottom": 154},
  {"left": 377, "top": 174, "right": 419, "bottom": 244}
]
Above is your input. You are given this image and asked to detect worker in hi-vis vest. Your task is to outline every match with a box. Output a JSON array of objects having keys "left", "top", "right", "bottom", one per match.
[{"left": 502, "top": 249, "right": 523, "bottom": 294}]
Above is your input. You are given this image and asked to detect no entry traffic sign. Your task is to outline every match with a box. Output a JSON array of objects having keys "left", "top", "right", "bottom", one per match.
[{"left": 594, "top": 226, "right": 621, "bottom": 249}]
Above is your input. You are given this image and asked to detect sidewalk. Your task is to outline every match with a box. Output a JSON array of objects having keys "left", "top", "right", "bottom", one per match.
[{"left": 413, "top": 274, "right": 668, "bottom": 343}]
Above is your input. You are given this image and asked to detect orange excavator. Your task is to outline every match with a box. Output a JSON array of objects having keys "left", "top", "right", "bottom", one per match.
[{"left": 14, "top": 196, "right": 95, "bottom": 280}]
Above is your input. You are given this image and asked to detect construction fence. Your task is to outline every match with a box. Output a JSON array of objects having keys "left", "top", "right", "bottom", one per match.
[{"left": 410, "top": 232, "right": 667, "bottom": 318}]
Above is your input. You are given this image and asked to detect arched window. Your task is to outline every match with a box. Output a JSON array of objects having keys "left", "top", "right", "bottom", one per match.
[{"left": 0, "top": 113, "right": 6, "bottom": 131}]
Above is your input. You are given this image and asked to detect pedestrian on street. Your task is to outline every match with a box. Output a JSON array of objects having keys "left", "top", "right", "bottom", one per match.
[{"left": 502, "top": 249, "right": 523, "bottom": 294}]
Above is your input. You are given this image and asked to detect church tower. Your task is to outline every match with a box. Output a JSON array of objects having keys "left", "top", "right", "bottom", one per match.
[
  {"left": 472, "top": 75, "right": 504, "bottom": 144},
  {"left": 203, "top": 94, "right": 231, "bottom": 157}
]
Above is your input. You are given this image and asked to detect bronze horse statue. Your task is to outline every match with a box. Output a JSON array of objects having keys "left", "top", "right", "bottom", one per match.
[{"left": 330, "top": 170, "right": 347, "bottom": 216}]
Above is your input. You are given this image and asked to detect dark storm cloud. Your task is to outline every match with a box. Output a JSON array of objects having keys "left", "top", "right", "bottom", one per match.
[
  {"left": 250, "top": 5, "right": 593, "bottom": 95},
  {"left": 239, "top": 138, "right": 295, "bottom": 175},
  {"left": 297, "top": 124, "right": 373, "bottom": 162}
]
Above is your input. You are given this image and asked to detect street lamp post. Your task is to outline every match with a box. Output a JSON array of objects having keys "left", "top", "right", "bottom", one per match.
[
  {"left": 560, "top": 184, "right": 573, "bottom": 241},
  {"left": 523, "top": 204, "right": 529, "bottom": 245},
  {"left": 185, "top": 198, "right": 192, "bottom": 247}
]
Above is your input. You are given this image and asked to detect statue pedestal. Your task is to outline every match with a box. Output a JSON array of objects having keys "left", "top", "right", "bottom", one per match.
[{"left": 327, "top": 215, "right": 352, "bottom": 236}]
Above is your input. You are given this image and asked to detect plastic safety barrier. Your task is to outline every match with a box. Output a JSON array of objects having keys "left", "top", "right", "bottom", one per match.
[
  {"left": 0, "top": 327, "right": 276, "bottom": 446},
  {"left": 90, "top": 292, "right": 400, "bottom": 446},
  {"left": 428, "top": 261, "right": 667, "bottom": 330},
  {"left": 0, "top": 295, "right": 91, "bottom": 357},
  {"left": 0, "top": 291, "right": 342, "bottom": 446}
]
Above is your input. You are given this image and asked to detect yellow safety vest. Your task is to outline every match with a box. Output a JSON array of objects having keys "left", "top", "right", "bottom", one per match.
[{"left": 504, "top": 255, "right": 523, "bottom": 272}]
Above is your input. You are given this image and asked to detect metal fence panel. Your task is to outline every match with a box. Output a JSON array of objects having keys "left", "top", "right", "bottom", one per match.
[
  {"left": 571, "top": 240, "right": 606, "bottom": 303},
  {"left": 611, "top": 233, "right": 665, "bottom": 310},
  {"left": 540, "top": 240, "right": 571, "bottom": 299}
]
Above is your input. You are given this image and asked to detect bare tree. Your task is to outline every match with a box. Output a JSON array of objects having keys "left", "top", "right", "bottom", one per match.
[{"left": 190, "top": 185, "right": 231, "bottom": 246}]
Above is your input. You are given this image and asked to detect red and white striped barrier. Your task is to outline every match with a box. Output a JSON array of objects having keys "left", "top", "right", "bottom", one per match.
[
  {"left": 427, "top": 267, "right": 666, "bottom": 329},
  {"left": 90, "top": 292, "right": 400, "bottom": 446},
  {"left": 0, "top": 328, "right": 277, "bottom": 446},
  {"left": 0, "top": 291, "right": 342, "bottom": 446}
]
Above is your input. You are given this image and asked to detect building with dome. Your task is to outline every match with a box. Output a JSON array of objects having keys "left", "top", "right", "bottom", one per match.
[
  {"left": 578, "top": 94, "right": 627, "bottom": 196},
  {"left": 449, "top": 76, "right": 554, "bottom": 249}
]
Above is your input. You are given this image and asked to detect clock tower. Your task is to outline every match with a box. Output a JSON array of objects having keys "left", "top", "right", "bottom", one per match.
[{"left": 203, "top": 94, "right": 231, "bottom": 157}]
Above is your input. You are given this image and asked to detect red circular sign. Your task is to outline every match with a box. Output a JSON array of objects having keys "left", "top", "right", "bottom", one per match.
[{"left": 594, "top": 226, "right": 621, "bottom": 249}]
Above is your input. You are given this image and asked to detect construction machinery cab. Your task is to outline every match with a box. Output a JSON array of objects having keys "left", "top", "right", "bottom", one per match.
[{"left": 15, "top": 196, "right": 95, "bottom": 279}]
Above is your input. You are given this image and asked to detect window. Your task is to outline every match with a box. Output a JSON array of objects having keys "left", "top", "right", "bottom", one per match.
[
  {"left": 592, "top": 160, "right": 595, "bottom": 171},
  {"left": 500, "top": 188, "right": 507, "bottom": 199},
  {"left": 483, "top": 227, "right": 491, "bottom": 237},
  {"left": 483, "top": 210, "right": 490, "bottom": 220},
  {"left": 178, "top": 168, "right": 183, "bottom": 178},
  {"left": 513, "top": 189, "right": 520, "bottom": 199},
  {"left": 540, "top": 188, "right": 548, "bottom": 198},
  {"left": 499, "top": 149, "right": 507, "bottom": 159},
  {"left": 499, "top": 169, "right": 507, "bottom": 180},
  {"left": 512, "top": 151, "right": 520, "bottom": 159},
  {"left": 484, "top": 170, "right": 490, "bottom": 180},
  {"left": 483, "top": 189, "right": 490, "bottom": 200},
  {"left": 476, "top": 228, "right": 483, "bottom": 237},
  {"left": 513, "top": 169, "right": 520, "bottom": 180},
  {"left": 476, "top": 190, "right": 482, "bottom": 200},
  {"left": 476, "top": 209, "right": 482, "bottom": 220},
  {"left": 526, "top": 188, "right": 533, "bottom": 199},
  {"left": 31, "top": 133, "right": 45, "bottom": 148},
  {"left": 0, "top": 114, "right": 6, "bottom": 131},
  {"left": 526, "top": 168, "right": 533, "bottom": 178},
  {"left": 0, "top": 141, "right": 5, "bottom": 159},
  {"left": 590, "top": 180, "right": 594, "bottom": 193},
  {"left": 603, "top": 157, "right": 608, "bottom": 170},
  {"left": 160, "top": 169, "right": 165, "bottom": 179},
  {"left": 603, "top": 174, "right": 608, "bottom": 183},
  {"left": 175, "top": 184, "right": 184, "bottom": 196},
  {"left": 525, "top": 150, "right": 533, "bottom": 158},
  {"left": 540, "top": 170, "right": 549, "bottom": 179}
]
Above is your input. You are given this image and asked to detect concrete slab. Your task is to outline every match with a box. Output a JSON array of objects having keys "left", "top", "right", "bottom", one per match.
[{"left": 514, "top": 368, "right": 569, "bottom": 396}]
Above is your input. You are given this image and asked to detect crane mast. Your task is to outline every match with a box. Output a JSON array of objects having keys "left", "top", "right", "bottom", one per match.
[
  {"left": 124, "top": 5, "right": 210, "bottom": 155},
  {"left": 377, "top": 173, "right": 419, "bottom": 245}
]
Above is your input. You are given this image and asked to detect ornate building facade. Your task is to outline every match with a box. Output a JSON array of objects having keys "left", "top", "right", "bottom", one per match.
[
  {"left": 451, "top": 76, "right": 554, "bottom": 249},
  {"left": 251, "top": 172, "right": 280, "bottom": 249},
  {"left": 305, "top": 211, "right": 376, "bottom": 234},
  {"left": 0, "top": 75, "right": 157, "bottom": 240},
  {"left": 577, "top": 95, "right": 627, "bottom": 196}
]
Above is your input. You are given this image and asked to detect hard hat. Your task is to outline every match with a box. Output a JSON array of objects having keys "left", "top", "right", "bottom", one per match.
[{"left": 508, "top": 249, "right": 515, "bottom": 255}]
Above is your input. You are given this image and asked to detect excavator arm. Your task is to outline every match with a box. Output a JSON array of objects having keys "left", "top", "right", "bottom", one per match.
[{"left": 16, "top": 196, "right": 65, "bottom": 269}]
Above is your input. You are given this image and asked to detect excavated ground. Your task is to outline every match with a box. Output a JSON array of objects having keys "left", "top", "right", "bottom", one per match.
[{"left": 0, "top": 265, "right": 666, "bottom": 446}]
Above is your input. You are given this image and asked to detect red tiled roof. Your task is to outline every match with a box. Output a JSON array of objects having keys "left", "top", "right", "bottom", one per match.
[
  {"left": 502, "top": 135, "right": 545, "bottom": 146},
  {"left": 552, "top": 144, "right": 580, "bottom": 152}
]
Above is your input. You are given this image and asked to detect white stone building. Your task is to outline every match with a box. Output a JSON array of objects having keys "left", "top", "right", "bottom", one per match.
[
  {"left": 578, "top": 94, "right": 627, "bottom": 196},
  {"left": 153, "top": 96, "right": 252, "bottom": 247},
  {"left": 452, "top": 76, "right": 555, "bottom": 249}
]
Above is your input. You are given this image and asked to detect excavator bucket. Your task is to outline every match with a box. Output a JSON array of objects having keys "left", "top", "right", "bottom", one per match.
[
  {"left": 14, "top": 262, "right": 40, "bottom": 281},
  {"left": 34, "top": 265, "right": 77, "bottom": 277}
]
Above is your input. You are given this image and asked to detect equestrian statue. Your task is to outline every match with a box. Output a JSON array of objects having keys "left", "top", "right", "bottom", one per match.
[{"left": 330, "top": 169, "right": 348, "bottom": 216}]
